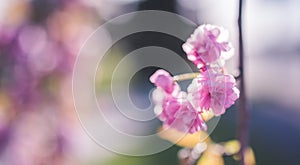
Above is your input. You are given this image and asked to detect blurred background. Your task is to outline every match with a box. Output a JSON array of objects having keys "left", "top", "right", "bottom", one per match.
[{"left": 0, "top": 0, "right": 300, "bottom": 164}]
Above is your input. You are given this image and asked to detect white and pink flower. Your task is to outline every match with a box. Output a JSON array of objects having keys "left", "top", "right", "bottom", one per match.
[
  {"left": 150, "top": 70, "right": 206, "bottom": 134},
  {"left": 188, "top": 70, "right": 240, "bottom": 116},
  {"left": 182, "top": 24, "right": 233, "bottom": 68}
]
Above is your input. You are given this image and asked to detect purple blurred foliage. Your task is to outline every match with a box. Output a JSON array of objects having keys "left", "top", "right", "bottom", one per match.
[{"left": 0, "top": 0, "right": 100, "bottom": 164}]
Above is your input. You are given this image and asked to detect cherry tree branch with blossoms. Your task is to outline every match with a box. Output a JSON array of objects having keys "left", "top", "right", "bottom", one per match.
[
  {"left": 150, "top": 24, "right": 239, "bottom": 134},
  {"left": 149, "top": 23, "right": 252, "bottom": 165},
  {"left": 148, "top": 2, "right": 255, "bottom": 163}
]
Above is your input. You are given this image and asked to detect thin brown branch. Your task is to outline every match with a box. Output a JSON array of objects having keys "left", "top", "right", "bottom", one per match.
[{"left": 237, "top": 0, "right": 250, "bottom": 165}]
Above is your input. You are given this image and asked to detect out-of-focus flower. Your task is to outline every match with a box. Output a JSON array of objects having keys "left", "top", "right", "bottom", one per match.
[
  {"left": 0, "top": 111, "right": 75, "bottom": 165},
  {"left": 188, "top": 69, "right": 239, "bottom": 116},
  {"left": 182, "top": 24, "right": 233, "bottom": 68},
  {"left": 158, "top": 126, "right": 210, "bottom": 148},
  {"left": 196, "top": 144, "right": 225, "bottom": 165},
  {"left": 0, "top": 0, "right": 102, "bottom": 164}
]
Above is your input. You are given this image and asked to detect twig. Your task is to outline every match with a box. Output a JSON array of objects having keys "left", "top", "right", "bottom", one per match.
[
  {"left": 237, "top": 0, "right": 249, "bottom": 165},
  {"left": 173, "top": 73, "right": 199, "bottom": 82}
]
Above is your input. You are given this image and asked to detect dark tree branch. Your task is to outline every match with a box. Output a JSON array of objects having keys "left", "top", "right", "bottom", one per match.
[{"left": 237, "top": 0, "right": 249, "bottom": 165}]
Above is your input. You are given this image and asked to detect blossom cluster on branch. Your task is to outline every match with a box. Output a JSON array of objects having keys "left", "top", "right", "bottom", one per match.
[{"left": 150, "top": 24, "right": 240, "bottom": 134}]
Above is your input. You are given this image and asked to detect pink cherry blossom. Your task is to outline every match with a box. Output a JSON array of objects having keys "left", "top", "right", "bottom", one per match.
[
  {"left": 150, "top": 69, "right": 207, "bottom": 133},
  {"left": 171, "top": 100, "right": 207, "bottom": 133},
  {"left": 188, "top": 69, "right": 240, "bottom": 116},
  {"left": 154, "top": 92, "right": 207, "bottom": 134},
  {"left": 150, "top": 69, "right": 179, "bottom": 94},
  {"left": 182, "top": 24, "right": 233, "bottom": 68}
]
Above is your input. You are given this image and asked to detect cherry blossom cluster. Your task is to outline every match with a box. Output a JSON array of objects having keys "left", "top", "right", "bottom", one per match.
[{"left": 150, "top": 24, "right": 240, "bottom": 134}]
